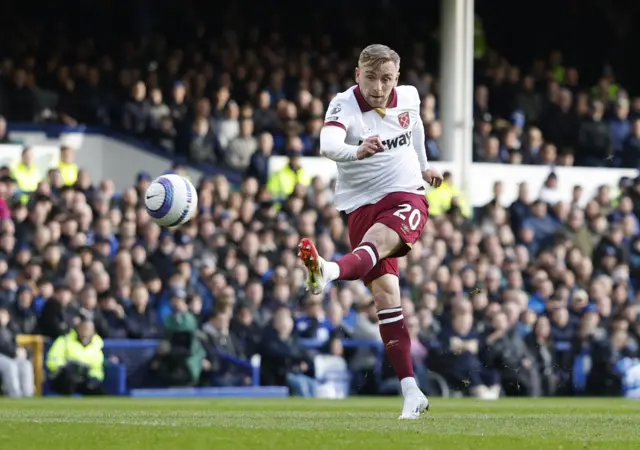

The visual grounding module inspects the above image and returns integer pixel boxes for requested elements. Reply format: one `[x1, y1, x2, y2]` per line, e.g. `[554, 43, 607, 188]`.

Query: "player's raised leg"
[370, 273, 428, 419]
[298, 222, 387, 295]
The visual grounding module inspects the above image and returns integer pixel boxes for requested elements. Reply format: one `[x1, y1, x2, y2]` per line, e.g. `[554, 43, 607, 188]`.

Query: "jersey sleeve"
[406, 86, 422, 114]
[406, 86, 430, 172]
[324, 97, 354, 132]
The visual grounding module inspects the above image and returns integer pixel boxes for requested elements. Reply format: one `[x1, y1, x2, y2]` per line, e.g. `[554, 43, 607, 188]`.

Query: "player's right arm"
[321, 98, 382, 161]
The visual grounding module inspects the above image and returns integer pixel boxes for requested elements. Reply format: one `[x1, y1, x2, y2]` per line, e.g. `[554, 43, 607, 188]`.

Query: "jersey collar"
[354, 85, 398, 112]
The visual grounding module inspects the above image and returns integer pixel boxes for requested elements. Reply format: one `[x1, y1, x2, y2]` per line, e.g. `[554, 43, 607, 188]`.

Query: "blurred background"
[0, 0, 639, 400]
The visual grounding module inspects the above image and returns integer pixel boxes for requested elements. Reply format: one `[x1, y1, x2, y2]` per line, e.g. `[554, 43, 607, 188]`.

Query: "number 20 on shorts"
[393, 204, 421, 230]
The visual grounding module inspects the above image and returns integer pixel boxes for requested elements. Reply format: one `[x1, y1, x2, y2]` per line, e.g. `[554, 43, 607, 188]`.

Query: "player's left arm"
[411, 88, 443, 188]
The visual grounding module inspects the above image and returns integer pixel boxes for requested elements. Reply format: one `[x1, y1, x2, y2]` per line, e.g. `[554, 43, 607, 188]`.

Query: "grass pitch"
[0, 397, 638, 449]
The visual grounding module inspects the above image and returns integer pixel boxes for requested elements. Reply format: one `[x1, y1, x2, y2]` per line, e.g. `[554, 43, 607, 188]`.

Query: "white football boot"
[399, 393, 429, 419]
[399, 378, 429, 420]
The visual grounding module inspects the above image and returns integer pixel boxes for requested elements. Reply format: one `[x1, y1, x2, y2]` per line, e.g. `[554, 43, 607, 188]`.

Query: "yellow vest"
[12, 162, 40, 193]
[553, 66, 566, 84]
[46, 330, 105, 381]
[267, 165, 311, 200]
[591, 83, 621, 102]
[58, 161, 79, 186]
[426, 182, 472, 218]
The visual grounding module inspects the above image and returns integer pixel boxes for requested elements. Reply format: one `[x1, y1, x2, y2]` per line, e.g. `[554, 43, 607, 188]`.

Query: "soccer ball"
[144, 174, 198, 228]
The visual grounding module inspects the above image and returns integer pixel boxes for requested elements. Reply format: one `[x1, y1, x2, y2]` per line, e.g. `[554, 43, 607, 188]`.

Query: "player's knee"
[373, 290, 396, 310]
[369, 275, 401, 310]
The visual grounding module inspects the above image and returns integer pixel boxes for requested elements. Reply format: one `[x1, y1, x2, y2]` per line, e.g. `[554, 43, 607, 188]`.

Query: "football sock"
[332, 242, 379, 281]
[378, 307, 415, 382]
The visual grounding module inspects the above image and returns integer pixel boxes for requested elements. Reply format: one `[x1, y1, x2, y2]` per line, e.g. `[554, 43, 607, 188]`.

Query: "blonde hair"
[358, 44, 400, 70]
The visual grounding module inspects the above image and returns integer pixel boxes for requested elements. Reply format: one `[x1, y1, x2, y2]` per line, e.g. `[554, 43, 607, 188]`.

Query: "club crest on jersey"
[398, 112, 410, 129]
[330, 104, 342, 115]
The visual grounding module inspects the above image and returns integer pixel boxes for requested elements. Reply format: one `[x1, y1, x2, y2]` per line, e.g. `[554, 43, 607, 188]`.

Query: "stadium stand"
[0, 0, 639, 400]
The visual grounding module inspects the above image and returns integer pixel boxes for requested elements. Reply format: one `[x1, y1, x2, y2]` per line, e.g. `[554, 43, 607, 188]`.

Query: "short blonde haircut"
[358, 44, 400, 70]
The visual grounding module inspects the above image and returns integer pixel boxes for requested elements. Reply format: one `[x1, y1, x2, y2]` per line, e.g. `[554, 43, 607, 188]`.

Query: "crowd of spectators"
[3, 3, 639, 172]
[472, 57, 640, 168]
[1, 141, 639, 398]
[0, 2, 639, 399]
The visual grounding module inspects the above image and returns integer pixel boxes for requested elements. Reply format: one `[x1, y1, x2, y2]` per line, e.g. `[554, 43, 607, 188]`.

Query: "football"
[144, 174, 198, 227]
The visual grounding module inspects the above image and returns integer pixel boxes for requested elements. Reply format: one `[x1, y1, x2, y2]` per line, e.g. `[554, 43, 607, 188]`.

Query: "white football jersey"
[323, 85, 425, 213]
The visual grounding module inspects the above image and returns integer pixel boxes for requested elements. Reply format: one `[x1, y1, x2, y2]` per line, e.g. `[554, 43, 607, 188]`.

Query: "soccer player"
[298, 44, 443, 419]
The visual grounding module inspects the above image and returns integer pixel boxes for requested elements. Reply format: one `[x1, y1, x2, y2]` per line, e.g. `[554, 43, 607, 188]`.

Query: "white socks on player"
[400, 377, 420, 396]
[324, 261, 340, 282]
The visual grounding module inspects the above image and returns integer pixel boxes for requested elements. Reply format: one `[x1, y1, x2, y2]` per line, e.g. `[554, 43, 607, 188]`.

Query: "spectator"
[441, 311, 500, 399]
[12, 147, 40, 196]
[516, 76, 543, 124]
[526, 316, 559, 396]
[427, 172, 472, 218]
[226, 118, 258, 171]
[610, 98, 631, 160]
[46, 318, 105, 396]
[216, 101, 241, 149]
[39, 283, 77, 340]
[10, 285, 38, 334]
[57, 146, 79, 187]
[260, 307, 316, 397]
[0, 116, 13, 144]
[295, 296, 332, 346]
[121, 81, 151, 137]
[246, 132, 274, 186]
[484, 310, 542, 397]
[0, 304, 34, 397]
[266, 151, 311, 202]
[124, 284, 160, 339]
[153, 116, 177, 154]
[201, 311, 250, 387]
[230, 302, 263, 356]
[622, 119, 640, 168]
[425, 121, 442, 160]
[253, 91, 280, 134]
[576, 100, 611, 166]
[148, 88, 170, 131]
[153, 289, 207, 387]
[5, 69, 36, 122]
[189, 117, 221, 164]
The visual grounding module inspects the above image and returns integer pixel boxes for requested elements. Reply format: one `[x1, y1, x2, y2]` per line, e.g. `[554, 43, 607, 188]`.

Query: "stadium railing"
[16, 334, 47, 396]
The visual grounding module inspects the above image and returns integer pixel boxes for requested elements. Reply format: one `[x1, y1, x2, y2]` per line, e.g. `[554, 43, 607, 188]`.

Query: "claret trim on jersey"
[353, 85, 398, 112]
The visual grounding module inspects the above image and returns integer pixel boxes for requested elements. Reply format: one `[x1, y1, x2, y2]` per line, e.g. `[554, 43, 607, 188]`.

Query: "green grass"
[0, 397, 638, 449]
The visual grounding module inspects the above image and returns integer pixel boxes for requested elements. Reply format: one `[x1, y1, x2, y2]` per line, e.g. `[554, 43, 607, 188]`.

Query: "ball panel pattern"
[148, 177, 174, 219]
[168, 176, 193, 227]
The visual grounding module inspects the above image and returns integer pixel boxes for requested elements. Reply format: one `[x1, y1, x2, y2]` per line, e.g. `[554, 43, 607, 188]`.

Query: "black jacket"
[259, 327, 313, 386]
[0, 324, 17, 358]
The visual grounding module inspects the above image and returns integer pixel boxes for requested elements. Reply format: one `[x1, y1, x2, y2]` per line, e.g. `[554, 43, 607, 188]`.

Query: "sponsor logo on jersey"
[330, 104, 342, 114]
[398, 112, 410, 129]
[326, 116, 339, 122]
[358, 131, 412, 150]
